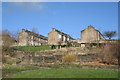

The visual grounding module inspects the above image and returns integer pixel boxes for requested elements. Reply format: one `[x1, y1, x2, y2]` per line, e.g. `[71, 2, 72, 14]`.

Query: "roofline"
[81, 26, 106, 40]
[23, 29, 48, 39]
[52, 28, 74, 39]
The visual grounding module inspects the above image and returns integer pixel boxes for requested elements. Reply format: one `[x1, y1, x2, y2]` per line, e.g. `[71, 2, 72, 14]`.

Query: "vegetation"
[2, 29, 18, 64]
[90, 43, 97, 47]
[2, 29, 14, 47]
[61, 54, 76, 64]
[31, 27, 39, 34]
[15, 45, 51, 52]
[103, 31, 116, 40]
[8, 68, 118, 78]
[3, 63, 39, 77]
[97, 42, 119, 65]
[3, 56, 19, 65]
[1, 29, 119, 78]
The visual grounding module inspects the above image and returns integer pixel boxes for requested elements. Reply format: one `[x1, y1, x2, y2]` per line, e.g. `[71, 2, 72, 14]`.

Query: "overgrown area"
[97, 42, 120, 65]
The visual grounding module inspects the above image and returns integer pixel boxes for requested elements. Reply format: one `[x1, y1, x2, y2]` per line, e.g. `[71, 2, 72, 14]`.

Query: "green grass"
[8, 68, 118, 78]
[15, 45, 51, 52]
[3, 64, 39, 75]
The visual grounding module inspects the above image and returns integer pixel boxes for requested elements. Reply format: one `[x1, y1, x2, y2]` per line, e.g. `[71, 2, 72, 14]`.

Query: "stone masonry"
[18, 29, 48, 46]
[48, 28, 74, 45]
[81, 25, 105, 43]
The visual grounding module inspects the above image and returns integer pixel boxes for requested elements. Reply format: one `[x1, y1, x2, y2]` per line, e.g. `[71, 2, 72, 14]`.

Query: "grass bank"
[8, 68, 118, 78]
[15, 45, 51, 52]
[3, 64, 39, 77]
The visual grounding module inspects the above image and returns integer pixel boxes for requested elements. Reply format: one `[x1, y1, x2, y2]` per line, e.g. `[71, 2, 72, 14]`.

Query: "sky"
[2, 2, 118, 39]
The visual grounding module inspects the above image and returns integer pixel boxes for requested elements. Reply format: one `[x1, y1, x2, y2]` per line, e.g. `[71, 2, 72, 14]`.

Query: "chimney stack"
[52, 28, 56, 32]
[88, 25, 94, 29]
[22, 29, 25, 32]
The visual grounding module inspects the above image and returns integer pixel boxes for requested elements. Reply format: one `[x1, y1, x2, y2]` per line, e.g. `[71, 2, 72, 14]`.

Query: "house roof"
[23, 29, 48, 40]
[81, 25, 94, 32]
[53, 28, 74, 39]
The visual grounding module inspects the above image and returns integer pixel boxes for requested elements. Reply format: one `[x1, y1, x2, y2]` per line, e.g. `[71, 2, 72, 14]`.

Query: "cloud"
[3, 2, 45, 14]
[13, 2, 43, 11]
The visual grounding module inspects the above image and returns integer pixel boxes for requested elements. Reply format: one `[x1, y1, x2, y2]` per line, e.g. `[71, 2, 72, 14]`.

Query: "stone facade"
[16, 26, 106, 46]
[81, 25, 105, 43]
[48, 28, 74, 45]
[18, 29, 48, 46]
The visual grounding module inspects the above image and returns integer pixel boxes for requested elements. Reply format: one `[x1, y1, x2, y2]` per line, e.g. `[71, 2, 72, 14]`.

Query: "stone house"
[48, 28, 74, 45]
[81, 25, 105, 43]
[18, 29, 48, 46]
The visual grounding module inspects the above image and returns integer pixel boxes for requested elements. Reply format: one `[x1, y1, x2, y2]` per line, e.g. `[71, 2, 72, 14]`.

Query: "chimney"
[52, 28, 56, 32]
[88, 25, 94, 29]
[22, 29, 25, 32]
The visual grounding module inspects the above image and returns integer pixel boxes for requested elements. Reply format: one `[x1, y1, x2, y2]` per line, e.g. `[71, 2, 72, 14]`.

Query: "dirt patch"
[82, 61, 106, 65]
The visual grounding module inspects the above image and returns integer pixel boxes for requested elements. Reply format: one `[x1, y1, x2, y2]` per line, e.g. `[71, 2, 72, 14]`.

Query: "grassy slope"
[9, 68, 118, 78]
[3, 64, 39, 75]
[15, 45, 51, 52]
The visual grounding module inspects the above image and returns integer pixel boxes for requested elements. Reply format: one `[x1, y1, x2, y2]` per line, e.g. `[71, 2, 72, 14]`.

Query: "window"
[58, 34, 61, 38]
[63, 36, 66, 41]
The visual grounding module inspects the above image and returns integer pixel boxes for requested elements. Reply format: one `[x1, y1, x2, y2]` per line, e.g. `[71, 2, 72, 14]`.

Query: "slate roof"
[53, 28, 74, 39]
[81, 25, 94, 32]
[24, 29, 48, 40]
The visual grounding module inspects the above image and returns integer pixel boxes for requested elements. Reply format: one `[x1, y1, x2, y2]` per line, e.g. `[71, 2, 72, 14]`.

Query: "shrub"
[2, 47, 16, 57]
[98, 42, 119, 65]
[3, 56, 18, 64]
[66, 42, 72, 47]
[61, 54, 77, 64]
[90, 43, 97, 47]
[51, 45, 56, 49]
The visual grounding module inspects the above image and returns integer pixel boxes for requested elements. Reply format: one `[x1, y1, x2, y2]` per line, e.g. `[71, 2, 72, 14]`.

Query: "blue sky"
[2, 2, 118, 39]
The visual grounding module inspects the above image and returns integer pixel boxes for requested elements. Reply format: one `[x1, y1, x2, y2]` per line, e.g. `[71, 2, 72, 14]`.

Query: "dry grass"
[61, 54, 77, 64]
[2, 56, 18, 65]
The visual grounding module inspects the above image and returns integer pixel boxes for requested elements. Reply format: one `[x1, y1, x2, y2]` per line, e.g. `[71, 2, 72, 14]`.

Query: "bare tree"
[1, 29, 15, 58]
[10, 30, 19, 38]
[2, 29, 13, 47]
[32, 27, 39, 34]
[103, 31, 116, 40]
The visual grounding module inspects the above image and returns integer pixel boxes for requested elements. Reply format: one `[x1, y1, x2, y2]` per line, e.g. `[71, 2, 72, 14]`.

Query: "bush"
[2, 56, 18, 64]
[61, 54, 77, 64]
[66, 42, 72, 47]
[51, 45, 56, 49]
[2, 47, 16, 57]
[90, 43, 97, 47]
[98, 42, 119, 65]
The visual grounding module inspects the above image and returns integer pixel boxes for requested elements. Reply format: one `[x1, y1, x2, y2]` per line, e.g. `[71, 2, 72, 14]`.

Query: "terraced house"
[48, 28, 74, 45]
[18, 29, 48, 46]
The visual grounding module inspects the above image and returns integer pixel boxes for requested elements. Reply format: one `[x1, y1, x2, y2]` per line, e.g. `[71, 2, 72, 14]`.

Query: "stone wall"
[81, 26, 105, 43]
[48, 30, 59, 45]
[18, 29, 28, 46]
[20, 47, 100, 64]
[18, 29, 47, 46]
[48, 28, 73, 45]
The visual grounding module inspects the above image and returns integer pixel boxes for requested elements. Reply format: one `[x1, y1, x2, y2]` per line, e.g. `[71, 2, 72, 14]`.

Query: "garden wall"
[20, 47, 99, 64]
